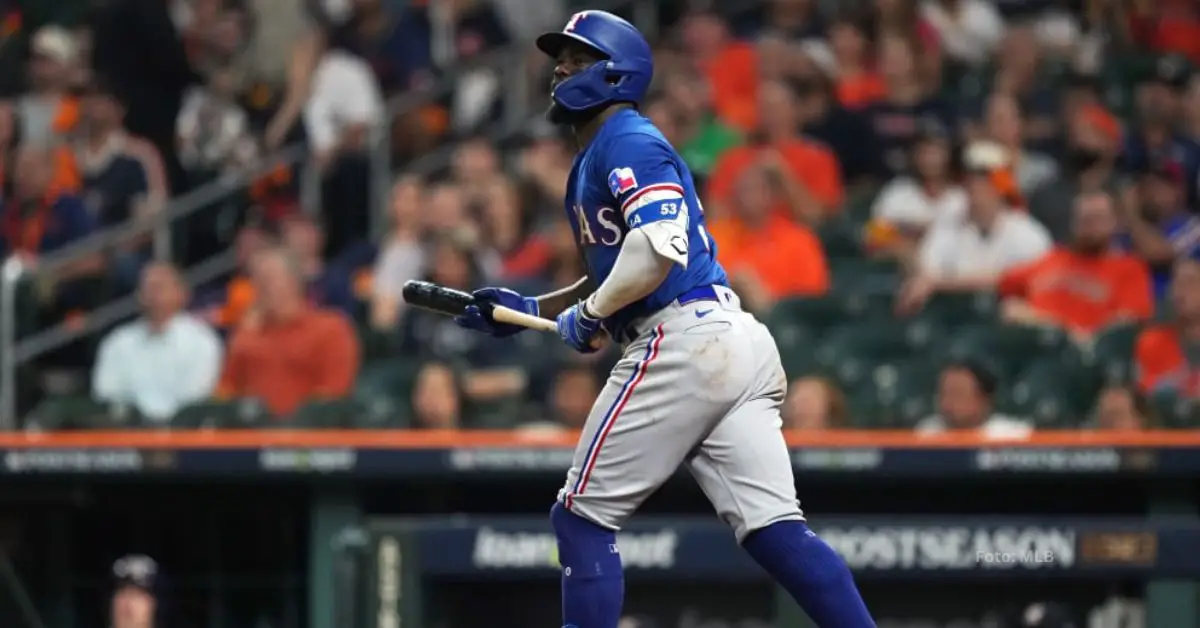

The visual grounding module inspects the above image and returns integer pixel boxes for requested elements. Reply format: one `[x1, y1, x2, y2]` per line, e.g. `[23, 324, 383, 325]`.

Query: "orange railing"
[0, 429, 1192, 449]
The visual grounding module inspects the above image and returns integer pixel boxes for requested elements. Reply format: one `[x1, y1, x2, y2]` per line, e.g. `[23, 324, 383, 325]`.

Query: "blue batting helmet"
[536, 10, 653, 112]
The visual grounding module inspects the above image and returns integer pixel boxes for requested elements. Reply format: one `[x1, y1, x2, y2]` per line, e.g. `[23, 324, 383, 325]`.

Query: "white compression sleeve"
[584, 228, 675, 318]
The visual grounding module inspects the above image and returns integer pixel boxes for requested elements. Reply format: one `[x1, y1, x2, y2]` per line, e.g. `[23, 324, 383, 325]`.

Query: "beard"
[546, 100, 611, 126]
[1071, 237, 1110, 256]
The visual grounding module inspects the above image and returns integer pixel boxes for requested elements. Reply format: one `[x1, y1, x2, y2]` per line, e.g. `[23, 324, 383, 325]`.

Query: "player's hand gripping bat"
[401, 280, 558, 333]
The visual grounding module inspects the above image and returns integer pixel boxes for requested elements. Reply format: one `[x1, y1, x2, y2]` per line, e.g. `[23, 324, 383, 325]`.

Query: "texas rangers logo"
[608, 167, 638, 196]
[564, 11, 589, 33]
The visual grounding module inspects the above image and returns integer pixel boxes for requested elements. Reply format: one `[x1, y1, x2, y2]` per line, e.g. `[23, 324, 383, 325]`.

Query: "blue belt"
[619, 285, 722, 342]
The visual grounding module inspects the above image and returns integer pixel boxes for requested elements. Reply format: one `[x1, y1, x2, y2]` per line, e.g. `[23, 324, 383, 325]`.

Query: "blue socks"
[742, 520, 876, 627]
[551, 503, 624, 628]
[550, 505, 873, 628]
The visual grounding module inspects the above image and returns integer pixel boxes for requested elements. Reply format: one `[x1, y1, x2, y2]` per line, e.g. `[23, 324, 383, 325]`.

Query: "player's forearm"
[585, 229, 673, 318]
[536, 277, 592, 318]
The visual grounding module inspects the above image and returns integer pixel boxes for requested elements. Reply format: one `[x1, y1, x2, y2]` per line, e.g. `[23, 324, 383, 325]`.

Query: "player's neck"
[571, 104, 632, 150]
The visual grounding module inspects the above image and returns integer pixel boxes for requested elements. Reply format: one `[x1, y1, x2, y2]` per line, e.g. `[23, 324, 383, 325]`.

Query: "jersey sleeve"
[601, 133, 688, 229]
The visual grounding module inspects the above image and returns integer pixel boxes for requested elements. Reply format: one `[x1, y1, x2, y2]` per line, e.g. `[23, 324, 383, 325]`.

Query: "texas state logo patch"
[607, 167, 638, 196]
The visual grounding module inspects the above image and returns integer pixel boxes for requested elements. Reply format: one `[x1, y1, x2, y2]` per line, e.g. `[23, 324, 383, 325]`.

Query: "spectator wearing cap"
[733, 0, 826, 40]
[17, 25, 82, 148]
[705, 163, 830, 313]
[915, 359, 1032, 438]
[998, 190, 1153, 344]
[707, 78, 844, 223]
[868, 118, 967, 253]
[981, 92, 1059, 195]
[1134, 256, 1200, 399]
[216, 246, 360, 417]
[1028, 103, 1123, 242]
[861, 33, 956, 179]
[897, 141, 1051, 313]
[111, 553, 160, 628]
[1115, 160, 1200, 298]
[92, 262, 222, 423]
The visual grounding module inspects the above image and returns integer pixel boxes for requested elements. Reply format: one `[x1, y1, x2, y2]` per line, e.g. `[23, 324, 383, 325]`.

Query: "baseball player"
[456, 11, 875, 628]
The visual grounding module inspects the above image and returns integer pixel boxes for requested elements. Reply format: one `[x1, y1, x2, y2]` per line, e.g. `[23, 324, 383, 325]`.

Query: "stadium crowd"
[5, 0, 1200, 438]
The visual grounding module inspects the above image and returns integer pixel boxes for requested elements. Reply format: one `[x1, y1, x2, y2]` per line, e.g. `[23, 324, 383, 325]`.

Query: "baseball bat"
[401, 280, 558, 333]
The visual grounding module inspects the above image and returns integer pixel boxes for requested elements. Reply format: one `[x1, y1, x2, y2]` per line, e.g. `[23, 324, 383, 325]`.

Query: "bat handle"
[491, 305, 559, 333]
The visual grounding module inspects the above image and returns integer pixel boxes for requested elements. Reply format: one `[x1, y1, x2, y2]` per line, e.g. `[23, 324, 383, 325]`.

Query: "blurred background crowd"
[2, 0, 1200, 438]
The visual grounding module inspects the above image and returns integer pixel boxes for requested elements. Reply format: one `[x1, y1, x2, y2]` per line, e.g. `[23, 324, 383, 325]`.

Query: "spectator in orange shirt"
[998, 191, 1154, 343]
[707, 78, 844, 223]
[829, 16, 886, 109]
[1134, 256, 1200, 399]
[216, 247, 360, 417]
[706, 164, 830, 313]
[680, 9, 758, 133]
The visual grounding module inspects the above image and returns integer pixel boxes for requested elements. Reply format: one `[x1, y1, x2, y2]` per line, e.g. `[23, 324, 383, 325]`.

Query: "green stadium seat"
[816, 218, 864, 258]
[843, 187, 879, 226]
[938, 323, 1070, 380]
[814, 320, 927, 371]
[172, 399, 269, 429]
[1088, 323, 1141, 385]
[917, 292, 999, 329]
[356, 324, 399, 364]
[354, 358, 422, 426]
[857, 359, 938, 428]
[830, 258, 903, 296]
[773, 323, 820, 380]
[465, 396, 524, 429]
[24, 396, 142, 431]
[998, 360, 1077, 428]
[1149, 388, 1200, 429]
[290, 398, 364, 428]
[765, 295, 847, 333]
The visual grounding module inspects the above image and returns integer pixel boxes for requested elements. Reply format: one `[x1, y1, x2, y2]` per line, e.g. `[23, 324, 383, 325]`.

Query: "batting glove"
[455, 287, 539, 337]
[556, 300, 603, 353]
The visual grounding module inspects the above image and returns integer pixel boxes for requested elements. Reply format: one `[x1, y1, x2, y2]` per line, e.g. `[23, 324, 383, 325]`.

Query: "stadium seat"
[1087, 323, 1141, 385]
[354, 358, 422, 426]
[765, 295, 847, 333]
[172, 399, 269, 429]
[916, 292, 999, 329]
[938, 323, 1070, 380]
[815, 218, 864, 258]
[814, 320, 927, 372]
[772, 322, 819, 379]
[843, 187, 879, 226]
[24, 396, 142, 431]
[1149, 388, 1200, 429]
[290, 398, 364, 429]
[857, 359, 938, 428]
[830, 258, 903, 296]
[998, 360, 1077, 428]
[465, 396, 524, 429]
[356, 324, 399, 364]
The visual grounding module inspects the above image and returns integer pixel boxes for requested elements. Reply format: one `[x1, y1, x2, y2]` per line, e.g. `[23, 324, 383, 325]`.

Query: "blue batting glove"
[556, 301, 603, 353]
[455, 287, 540, 337]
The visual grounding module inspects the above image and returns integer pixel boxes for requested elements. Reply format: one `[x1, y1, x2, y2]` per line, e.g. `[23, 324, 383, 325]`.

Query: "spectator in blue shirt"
[1117, 160, 1200, 298]
[278, 213, 358, 319]
[1121, 55, 1200, 208]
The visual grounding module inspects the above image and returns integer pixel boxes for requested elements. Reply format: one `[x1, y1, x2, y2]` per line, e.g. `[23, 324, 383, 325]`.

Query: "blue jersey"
[564, 109, 728, 338]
